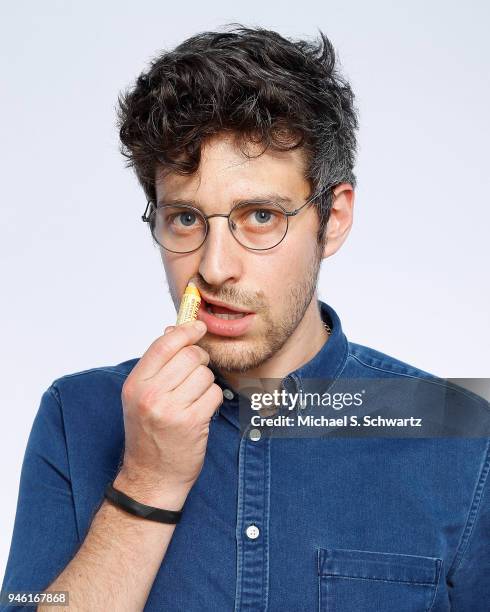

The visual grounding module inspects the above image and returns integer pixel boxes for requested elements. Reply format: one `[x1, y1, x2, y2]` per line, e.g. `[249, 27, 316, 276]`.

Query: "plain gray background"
[1, 0, 489, 575]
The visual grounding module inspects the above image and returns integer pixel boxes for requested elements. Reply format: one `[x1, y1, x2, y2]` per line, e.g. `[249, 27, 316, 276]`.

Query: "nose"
[198, 216, 243, 286]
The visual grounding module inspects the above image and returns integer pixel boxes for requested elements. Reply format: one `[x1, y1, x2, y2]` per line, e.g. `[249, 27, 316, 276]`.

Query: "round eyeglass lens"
[151, 205, 207, 252]
[229, 202, 288, 249]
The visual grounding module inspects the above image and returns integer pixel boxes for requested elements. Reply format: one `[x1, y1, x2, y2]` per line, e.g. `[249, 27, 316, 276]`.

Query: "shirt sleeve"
[1, 386, 80, 610]
[447, 440, 490, 610]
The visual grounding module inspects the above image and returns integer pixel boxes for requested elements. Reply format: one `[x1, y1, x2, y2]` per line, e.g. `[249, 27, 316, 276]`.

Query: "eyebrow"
[156, 193, 293, 210]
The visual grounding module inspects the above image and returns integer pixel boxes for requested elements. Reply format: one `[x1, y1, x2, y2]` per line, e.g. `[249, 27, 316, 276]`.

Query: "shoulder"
[49, 357, 139, 404]
[51, 357, 139, 388]
[342, 341, 490, 473]
[43, 357, 140, 449]
[346, 341, 436, 379]
[345, 341, 488, 409]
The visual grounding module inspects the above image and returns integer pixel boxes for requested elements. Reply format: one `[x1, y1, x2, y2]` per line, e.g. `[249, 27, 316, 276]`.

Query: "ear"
[321, 183, 355, 259]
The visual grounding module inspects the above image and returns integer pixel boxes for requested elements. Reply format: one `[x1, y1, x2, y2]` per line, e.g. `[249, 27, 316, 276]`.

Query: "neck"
[218, 295, 329, 393]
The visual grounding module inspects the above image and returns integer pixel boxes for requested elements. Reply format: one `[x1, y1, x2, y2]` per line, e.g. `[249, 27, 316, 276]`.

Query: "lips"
[197, 295, 256, 337]
[201, 295, 250, 314]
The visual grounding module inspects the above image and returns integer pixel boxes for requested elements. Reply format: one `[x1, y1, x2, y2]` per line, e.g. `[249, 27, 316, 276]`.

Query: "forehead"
[155, 133, 309, 204]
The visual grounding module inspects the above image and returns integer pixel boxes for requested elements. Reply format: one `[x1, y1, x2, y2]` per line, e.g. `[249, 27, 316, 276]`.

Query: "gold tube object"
[176, 282, 201, 325]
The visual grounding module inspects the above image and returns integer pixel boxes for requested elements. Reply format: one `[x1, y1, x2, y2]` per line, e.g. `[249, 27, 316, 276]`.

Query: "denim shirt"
[2, 300, 489, 611]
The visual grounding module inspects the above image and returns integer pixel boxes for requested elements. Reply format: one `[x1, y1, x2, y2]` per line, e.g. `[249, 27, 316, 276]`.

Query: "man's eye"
[167, 212, 197, 227]
[178, 212, 197, 226]
[252, 209, 273, 224]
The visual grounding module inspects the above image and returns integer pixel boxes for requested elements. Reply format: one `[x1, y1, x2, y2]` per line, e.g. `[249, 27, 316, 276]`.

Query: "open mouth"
[204, 303, 249, 320]
[197, 296, 256, 337]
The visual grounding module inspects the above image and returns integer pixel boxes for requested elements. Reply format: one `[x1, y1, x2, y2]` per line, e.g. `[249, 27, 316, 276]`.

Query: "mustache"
[194, 279, 266, 312]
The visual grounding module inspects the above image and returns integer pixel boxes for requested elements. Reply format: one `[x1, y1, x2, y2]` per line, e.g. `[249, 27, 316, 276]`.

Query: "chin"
[200, 337, 274, 373]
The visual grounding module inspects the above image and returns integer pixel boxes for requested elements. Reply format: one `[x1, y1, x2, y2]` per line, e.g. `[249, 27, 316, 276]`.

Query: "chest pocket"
[317, 548, 442, 612]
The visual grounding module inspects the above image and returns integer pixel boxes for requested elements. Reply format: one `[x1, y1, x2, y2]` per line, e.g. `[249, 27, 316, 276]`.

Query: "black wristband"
[104, 483, 183, 524]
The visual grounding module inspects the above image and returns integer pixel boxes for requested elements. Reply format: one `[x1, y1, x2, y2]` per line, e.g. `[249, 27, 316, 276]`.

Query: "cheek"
[161, 254, 197, 297]
[249, 246, 309, 297]
[162, 250, 196, 273]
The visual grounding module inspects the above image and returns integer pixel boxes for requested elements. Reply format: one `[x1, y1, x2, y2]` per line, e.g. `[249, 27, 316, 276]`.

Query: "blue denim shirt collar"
[292, 299, 348, 384]
[210, 299, 348, 427]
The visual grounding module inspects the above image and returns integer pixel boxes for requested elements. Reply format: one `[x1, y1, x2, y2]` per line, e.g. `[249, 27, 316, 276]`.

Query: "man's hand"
[114, 320, 223, 505]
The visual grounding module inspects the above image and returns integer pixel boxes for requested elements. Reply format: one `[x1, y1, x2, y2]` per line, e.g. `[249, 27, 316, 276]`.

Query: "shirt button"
[245, 524, 260, 539]
[249, 428, 261, 441]
[223, 389, 234, 400]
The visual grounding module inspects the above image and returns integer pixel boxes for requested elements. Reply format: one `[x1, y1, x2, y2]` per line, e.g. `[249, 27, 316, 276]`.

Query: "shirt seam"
[446, 437, 490, 580]
[262, 436, 271, 612]
[234, 431, 247, 611]
[53, 367, 131, 383]
[47, 384, 82, 543]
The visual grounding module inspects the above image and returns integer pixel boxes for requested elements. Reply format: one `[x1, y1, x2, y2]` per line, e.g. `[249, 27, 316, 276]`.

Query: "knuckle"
[196, 364, 215, 385]
[210, 383, 224, 404]
[181, 345, 202, 366]
[152, 338, 173, 361]
[121, 380, 134, 402]
[138, 387, 161, 414]
[198, 347, 210, 364]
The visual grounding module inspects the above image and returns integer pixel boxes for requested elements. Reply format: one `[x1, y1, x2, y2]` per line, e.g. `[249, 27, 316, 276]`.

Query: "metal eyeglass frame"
[141, 186, 331, 254]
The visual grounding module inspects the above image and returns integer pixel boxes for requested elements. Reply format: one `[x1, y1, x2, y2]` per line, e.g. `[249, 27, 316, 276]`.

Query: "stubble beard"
[199, 250, 323, 374]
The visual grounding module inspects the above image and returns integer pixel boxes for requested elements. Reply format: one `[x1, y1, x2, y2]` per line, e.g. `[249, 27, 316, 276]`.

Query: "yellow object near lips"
[176, 282, 201, 325]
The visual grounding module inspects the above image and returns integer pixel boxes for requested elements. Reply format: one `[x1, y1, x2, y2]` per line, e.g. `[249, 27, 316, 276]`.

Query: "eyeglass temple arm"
[142, 200, 154, 222]
[285, 187, 331, 217]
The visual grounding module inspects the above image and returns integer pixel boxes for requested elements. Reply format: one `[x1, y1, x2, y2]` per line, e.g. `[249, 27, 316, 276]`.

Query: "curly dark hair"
[117, 24, 359, 243]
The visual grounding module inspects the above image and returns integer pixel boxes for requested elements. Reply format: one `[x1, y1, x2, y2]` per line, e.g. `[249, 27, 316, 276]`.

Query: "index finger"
[129, 320, 207, 381]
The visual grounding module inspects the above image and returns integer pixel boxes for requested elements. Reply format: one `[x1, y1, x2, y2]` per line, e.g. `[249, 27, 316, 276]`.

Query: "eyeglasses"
[141, 188, 330, 253]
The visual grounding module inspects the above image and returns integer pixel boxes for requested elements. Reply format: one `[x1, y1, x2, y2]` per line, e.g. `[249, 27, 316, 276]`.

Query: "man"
[2, 25, 489, 611]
